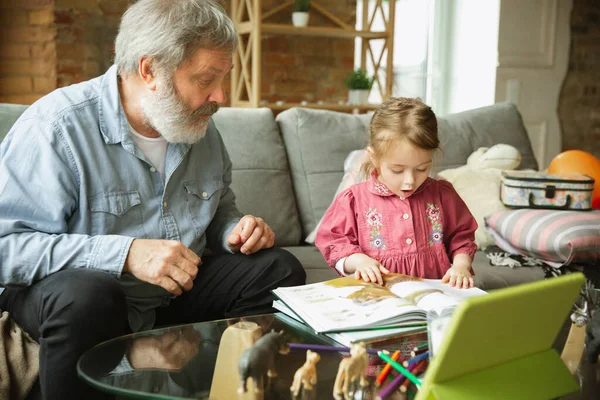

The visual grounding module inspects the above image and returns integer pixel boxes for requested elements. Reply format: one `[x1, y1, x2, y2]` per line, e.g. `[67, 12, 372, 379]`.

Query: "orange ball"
[548, 150, 600, 209]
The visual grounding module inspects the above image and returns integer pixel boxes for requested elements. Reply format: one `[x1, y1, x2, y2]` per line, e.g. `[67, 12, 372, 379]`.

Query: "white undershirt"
[129, 127, 168, 180]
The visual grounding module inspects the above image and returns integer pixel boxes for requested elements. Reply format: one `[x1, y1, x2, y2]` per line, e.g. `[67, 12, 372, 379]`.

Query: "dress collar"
[367, 172, 394, 197]
[366, 171, 433, 198]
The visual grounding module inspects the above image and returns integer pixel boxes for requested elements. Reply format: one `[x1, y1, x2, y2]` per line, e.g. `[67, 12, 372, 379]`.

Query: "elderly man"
[0, 0, 305, 398]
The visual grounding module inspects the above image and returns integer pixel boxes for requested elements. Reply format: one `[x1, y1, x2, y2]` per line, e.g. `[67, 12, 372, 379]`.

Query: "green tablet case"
[416, 273, 584, 400]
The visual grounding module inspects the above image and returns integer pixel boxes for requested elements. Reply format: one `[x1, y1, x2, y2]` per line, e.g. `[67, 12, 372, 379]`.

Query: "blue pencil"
[288, 342, 380, 355]
[402, 350, 429, 367]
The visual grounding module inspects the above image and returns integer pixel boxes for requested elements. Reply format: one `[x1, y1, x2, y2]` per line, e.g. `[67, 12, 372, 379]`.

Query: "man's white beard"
[139, 76, 219, 144]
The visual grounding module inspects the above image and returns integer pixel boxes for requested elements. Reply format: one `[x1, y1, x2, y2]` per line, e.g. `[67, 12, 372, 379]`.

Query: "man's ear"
[139, 56, 157, 90]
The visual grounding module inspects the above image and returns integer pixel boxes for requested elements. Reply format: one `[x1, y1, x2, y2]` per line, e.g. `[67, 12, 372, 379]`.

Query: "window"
[356, 0, 500, 116]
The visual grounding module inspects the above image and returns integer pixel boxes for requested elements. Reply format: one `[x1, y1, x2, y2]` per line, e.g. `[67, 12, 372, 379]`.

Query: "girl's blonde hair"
[361, 97, 440, 178]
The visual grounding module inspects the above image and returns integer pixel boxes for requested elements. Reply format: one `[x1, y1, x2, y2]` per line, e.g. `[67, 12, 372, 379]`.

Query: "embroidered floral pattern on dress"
[365, 208, 386, 250]
[373, 180, 391, 195]
[426, 203, 443, 246]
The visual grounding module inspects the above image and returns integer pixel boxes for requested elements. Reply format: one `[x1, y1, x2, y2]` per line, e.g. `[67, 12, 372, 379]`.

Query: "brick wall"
[558, 0, 600, 159]
[1, 0, 356, 106]
[0, 0, 57, 104]
[55, 0, 130, 88]
[256, 0, 356, 104]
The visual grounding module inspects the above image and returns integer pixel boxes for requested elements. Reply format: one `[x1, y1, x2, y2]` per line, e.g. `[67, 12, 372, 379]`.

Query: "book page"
[384, 274, 487, 314]
[272, 276, 425, 333]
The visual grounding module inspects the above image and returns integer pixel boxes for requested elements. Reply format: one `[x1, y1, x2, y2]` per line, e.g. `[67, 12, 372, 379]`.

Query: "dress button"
[163, 201, 168, 208]
[150, 167, 156, 172]
[403, 213, 409, 220]
[202, 191, 208, 198]
[406, 238, 413, 245]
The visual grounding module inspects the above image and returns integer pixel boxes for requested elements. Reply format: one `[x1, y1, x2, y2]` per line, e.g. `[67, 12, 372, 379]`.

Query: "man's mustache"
[193, 102, 220, 116]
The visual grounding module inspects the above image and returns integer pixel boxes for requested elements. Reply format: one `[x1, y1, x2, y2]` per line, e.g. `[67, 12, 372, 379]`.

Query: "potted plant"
[292, 0, 310, 27]
[344, 68, 374, 105]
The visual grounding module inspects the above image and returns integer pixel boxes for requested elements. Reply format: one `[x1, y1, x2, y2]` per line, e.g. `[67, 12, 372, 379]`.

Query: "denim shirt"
[0, 65, 243, 331]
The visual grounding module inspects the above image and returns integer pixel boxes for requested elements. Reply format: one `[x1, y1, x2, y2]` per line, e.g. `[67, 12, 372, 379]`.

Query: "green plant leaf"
[295, 0, 310, 12]
[344, 68, 374, 90]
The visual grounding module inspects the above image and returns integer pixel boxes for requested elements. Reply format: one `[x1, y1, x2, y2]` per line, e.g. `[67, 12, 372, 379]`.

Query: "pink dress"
[315, 175, 478, 279]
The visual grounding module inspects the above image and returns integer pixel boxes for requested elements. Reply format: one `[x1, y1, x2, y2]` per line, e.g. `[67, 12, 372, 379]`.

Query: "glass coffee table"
[77, 313, 411, 399]
[78, 312, 599, 400]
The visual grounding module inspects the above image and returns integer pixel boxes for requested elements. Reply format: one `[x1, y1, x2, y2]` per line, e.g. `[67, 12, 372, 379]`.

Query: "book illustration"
[402, 289, 444, 304]
[382, 274, 422, 286]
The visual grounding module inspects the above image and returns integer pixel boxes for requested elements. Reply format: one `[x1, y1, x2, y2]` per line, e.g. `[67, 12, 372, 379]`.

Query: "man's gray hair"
[115, 0, 238, 76]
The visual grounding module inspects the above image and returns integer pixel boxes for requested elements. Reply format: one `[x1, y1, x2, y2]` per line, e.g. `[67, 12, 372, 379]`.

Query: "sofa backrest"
[0, 103, 28, 143]
[0, 101, 538, 247]
[212, 108, 302, 246]
[276, 102, 539, 238]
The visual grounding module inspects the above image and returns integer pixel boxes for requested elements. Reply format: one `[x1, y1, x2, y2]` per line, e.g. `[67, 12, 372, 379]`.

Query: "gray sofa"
[0, 101, 546, 290]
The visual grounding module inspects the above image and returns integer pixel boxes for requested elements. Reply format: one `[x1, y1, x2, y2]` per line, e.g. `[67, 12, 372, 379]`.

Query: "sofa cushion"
[277, 102, 538, 238]
[212, 107, 302, 246]
[281, 246, 339, 284]
[277, 108, 370, 238]
[484, 209, 600, 266]
[436, 102, 538, 173]
[0, 103, 28, 143]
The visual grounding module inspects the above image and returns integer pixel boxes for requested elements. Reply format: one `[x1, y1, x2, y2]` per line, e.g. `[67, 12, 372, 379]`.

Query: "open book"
[272, 274, 486, 334]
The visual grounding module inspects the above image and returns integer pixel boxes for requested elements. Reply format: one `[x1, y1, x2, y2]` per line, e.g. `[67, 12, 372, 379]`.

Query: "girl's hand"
[442, 265, 474, 289]
[345, 253, 389, 285]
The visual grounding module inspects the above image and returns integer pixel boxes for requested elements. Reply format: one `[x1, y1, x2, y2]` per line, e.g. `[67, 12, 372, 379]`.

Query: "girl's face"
[370, 137, 434, 198]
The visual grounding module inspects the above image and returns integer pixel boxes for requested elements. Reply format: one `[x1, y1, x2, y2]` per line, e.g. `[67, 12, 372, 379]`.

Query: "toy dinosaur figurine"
[290, 349, 321, 396]
[237, 330, 290, 393]
[333, 342, 369, 400]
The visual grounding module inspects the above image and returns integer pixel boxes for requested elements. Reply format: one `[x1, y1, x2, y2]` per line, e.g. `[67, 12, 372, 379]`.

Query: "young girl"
[315, 97, 477, 289]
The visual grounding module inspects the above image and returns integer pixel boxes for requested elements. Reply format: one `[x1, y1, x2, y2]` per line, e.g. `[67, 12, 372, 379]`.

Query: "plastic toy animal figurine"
[290, 349, 321, 396]
[333, 342, 369, 400]
[237, 330, 290, 393]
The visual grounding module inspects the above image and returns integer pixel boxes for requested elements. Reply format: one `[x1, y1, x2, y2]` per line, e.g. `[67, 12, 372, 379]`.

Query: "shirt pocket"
[88, 190, 146, 238]
[183, 180, 224, 236]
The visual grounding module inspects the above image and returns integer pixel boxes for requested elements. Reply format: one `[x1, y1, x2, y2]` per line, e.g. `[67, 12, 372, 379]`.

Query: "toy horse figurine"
[333, 342, 369, 400]
[290, 350, 321, 396]
[237, 330, 290, 393]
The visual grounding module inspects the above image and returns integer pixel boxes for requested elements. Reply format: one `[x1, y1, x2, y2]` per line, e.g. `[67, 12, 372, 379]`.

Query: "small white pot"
[348, 89, 369, 105]
[292, 12, 309, 27]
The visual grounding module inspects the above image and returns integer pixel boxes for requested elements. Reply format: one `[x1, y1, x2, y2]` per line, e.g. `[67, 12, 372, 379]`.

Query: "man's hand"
[123, 239, 200, 296]
[345, 253, 389, 285]
[226, 215, 275, 254]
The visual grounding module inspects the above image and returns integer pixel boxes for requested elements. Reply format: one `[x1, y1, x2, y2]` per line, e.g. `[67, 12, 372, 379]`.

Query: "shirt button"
[403, 213, 409, 220]
[406, 238, 413, 245]
[163, 201, 168, 208]
[202, 191, 208, 198]
[150, 167, 156, 172]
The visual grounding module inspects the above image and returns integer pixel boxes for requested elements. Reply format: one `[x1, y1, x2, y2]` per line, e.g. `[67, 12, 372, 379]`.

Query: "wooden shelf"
[230, 0, 396, 111]
[237, 22, 388, 39]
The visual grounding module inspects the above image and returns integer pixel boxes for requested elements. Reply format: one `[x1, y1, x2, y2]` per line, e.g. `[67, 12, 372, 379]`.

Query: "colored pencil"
[403, 351, 429, 367]
[375, 358, 419, 400]
[400, 359, 428, 393]
[375, 350, 401, 387]
[413, 342, 428, 351]
[288, 342, 379, 355]
[377, 351, 422, 387]
[410, 347, 427, 358]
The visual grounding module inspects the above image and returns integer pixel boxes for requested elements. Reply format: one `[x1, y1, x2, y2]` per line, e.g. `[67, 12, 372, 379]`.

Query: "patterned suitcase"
[500, 171, 594, 210]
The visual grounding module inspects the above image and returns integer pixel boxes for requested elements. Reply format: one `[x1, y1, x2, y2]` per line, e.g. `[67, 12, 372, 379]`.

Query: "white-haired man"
[0, 1, 305, 398]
